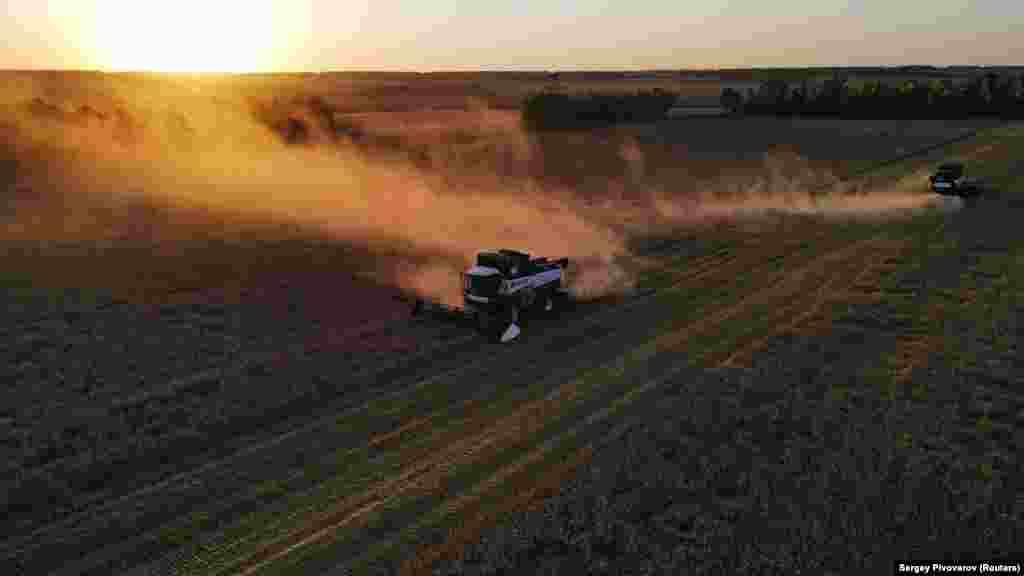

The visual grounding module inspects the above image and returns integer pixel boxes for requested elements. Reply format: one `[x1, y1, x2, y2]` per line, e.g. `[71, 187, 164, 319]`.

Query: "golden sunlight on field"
[87, 0, 306, 72]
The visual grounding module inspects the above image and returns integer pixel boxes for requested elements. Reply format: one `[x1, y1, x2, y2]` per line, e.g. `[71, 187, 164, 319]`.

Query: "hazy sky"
[2, 1, 1021, 72]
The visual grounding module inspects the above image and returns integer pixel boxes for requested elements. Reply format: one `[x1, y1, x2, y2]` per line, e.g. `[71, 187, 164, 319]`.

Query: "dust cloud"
[0, 74, 629, 307]
[650, 185, 958, 225]
[641, 145, 959, 225]
[1, 73, 959, 308]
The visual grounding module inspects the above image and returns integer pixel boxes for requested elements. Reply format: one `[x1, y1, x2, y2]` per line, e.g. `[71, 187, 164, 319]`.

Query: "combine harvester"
[412, 249, 571, 342]
[929, 162, 983, 198]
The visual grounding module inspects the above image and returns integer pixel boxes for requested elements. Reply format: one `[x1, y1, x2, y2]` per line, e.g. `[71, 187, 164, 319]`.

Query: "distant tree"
[961, 77, 989, 116]
[776, 83, 793, 114]
[979, 75, 994, 107]
[521, 90, 677, 131]
[839, 80, 853, 110]
[790, 86, 806, 115]
[751, 80, 788, 114]
[931, 86, 948, 118]
[720, 87, 744, 114]
[1012, 75, 1024, 118]
[988, 75, 1015, 117]
[871, 82, 898, 119]
[910, 81, 933, 116]
[816, 77, 844, 115]
[847, 81, 873, 118]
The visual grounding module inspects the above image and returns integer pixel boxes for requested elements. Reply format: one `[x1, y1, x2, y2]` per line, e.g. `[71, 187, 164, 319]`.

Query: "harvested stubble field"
[0, 71, 1020, 575]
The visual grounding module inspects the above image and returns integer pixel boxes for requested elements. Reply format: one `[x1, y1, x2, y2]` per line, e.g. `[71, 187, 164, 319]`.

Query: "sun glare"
[89, 0, 300, 73]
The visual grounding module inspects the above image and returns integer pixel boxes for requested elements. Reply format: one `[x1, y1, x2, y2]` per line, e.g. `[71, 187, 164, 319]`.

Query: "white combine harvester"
[412, 249, 571, 342]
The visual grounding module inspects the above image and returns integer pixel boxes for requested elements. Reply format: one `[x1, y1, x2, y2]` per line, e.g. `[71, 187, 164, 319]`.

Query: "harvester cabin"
[476, 250, 537, 277]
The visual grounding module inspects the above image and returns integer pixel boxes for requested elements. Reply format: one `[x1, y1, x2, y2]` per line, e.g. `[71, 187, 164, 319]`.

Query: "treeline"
[724, 74, 1024, 119]
[521, 90, 678, 131]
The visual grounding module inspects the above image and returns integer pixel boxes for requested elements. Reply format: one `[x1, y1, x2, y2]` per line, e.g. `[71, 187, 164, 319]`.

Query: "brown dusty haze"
[0, 72, 956, 308]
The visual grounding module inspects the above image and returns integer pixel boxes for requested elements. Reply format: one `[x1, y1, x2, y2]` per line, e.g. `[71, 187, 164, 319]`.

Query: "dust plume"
[2, 73, 964, 310]
[620, 143, 961, 231]
[0, 73, 630, 307]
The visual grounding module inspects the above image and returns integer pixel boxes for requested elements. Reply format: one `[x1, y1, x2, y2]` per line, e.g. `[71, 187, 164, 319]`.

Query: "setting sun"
[89, 0, 301, 73]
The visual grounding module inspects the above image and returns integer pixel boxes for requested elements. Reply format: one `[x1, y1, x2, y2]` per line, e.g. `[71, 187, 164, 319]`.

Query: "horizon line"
[2, 64, 1022, 76]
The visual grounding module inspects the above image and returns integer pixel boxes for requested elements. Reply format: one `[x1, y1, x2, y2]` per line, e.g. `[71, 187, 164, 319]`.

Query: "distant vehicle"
[413, 249, 571, 343]
[929, 162, 981, 197]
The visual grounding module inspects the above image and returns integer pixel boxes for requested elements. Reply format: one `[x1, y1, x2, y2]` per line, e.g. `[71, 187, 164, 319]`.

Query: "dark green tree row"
[723, 74, 1024, 119]
[521, 90, 678, 131]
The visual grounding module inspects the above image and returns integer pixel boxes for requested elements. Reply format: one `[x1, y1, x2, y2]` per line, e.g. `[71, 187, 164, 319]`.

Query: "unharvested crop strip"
[647, 233, 891, 360]
[639, 218, 836, 290]
[714, 237, 907, 367]
[889, 255, 1015, 385]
